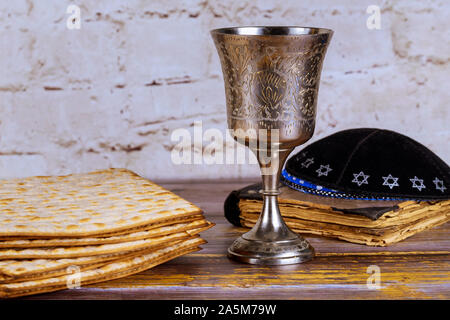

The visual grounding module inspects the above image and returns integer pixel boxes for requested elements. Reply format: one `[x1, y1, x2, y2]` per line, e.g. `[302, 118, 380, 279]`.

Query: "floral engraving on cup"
[252, 70, 287, 119]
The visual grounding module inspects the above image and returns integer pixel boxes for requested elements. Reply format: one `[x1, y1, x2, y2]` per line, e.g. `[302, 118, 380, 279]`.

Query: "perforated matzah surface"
[0, 168, 201, 237]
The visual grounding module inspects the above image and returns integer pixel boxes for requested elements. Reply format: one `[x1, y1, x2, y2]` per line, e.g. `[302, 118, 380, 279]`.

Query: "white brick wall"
[0, 0, 448, 180]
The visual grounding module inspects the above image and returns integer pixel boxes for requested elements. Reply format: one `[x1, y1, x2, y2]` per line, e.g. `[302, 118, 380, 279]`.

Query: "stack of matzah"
[0, 169, 213, 298]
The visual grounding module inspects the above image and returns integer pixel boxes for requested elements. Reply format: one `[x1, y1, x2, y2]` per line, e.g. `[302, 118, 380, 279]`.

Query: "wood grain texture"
[23, 182, 450, 300]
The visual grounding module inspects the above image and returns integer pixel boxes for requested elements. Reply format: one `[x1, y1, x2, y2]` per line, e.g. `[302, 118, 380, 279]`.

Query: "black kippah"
[282, 128, 450, 201]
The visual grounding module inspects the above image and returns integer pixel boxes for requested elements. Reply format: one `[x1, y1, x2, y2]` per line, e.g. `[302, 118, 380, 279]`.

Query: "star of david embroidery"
[433, 177, 446, 193]
[352, 171, 370, 186]
[316, 164, 332, 177]
[301, 157, 314, 168]
[409, 176, 426, 191]
[382, 174, 399, 189]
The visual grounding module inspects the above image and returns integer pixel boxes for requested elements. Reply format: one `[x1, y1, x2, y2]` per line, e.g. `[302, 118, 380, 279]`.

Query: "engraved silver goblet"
[211, 26, 333, 265]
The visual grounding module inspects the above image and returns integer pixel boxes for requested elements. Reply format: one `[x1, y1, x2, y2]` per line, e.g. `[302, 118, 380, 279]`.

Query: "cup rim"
[210, 26, 333, 37]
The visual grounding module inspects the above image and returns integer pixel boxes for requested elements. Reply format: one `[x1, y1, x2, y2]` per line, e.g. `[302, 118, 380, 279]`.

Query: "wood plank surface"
[25, 182, 450, 300]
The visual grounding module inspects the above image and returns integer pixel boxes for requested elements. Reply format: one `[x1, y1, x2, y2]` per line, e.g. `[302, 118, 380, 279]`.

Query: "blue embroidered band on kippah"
[281, 169, 409, 201]
[281, 169, 337, 193]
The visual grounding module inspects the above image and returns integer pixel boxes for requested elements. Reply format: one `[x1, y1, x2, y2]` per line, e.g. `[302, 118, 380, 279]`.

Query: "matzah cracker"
[0, 168, 202, 237]
[185, 221, 215, 236]
[0, 237, 205, 298]
[1, 261, 110, 284]
[0, 219, 209, 248]
[0, 239, 186, 284]
[0, 214, 204, 240]
[85, 214, 204, 238]
[0, 241, 181, 281]
[0, 230, 196, 260]
[0, 222, 213, 280]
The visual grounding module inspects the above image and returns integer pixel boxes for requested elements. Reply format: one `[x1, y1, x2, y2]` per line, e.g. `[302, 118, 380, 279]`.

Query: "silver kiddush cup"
[211, 26, 333, 265]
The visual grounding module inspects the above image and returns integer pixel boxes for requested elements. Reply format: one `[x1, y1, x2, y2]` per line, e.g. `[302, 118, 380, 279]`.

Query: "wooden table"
[28, 182, 450, 300]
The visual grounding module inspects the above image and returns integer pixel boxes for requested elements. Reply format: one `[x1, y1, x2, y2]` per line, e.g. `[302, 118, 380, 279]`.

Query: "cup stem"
[243, 147, 298, 242]
[226, 146, 315, 265]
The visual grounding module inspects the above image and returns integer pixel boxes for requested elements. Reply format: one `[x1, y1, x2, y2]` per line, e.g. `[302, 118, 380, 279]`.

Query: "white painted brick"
[0, 0, 448, 180]
[0, 155, 47, 179]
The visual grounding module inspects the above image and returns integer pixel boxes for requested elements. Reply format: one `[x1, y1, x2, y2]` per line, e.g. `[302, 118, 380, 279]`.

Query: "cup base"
[227, 236, 315, 265]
